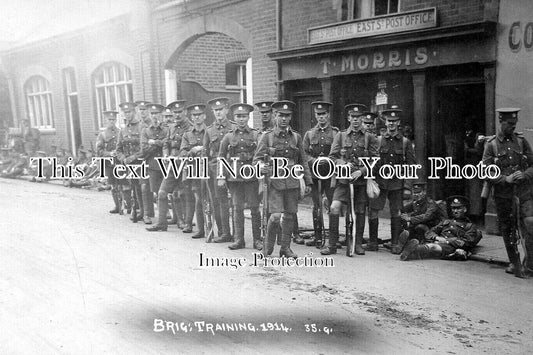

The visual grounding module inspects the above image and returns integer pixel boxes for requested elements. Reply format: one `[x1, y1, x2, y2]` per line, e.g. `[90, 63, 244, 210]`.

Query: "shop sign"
[308, 8, 436, 45]
[319, 47, 430, 76]
[508, 21, 533, 52]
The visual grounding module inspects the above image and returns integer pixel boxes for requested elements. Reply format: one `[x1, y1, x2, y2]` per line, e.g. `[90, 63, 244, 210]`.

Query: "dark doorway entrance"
[294, 92, 322, 134]
[432, 82, 485, 217]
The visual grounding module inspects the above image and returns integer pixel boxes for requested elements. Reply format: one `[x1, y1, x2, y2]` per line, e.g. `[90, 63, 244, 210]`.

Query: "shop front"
[270, 15, 497, 219]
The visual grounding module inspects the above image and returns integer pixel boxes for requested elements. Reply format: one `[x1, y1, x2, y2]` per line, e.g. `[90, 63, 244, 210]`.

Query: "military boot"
[354, 213, 366, 255]
[154, 191, 169, 228]
[397, 229, 411, 253]
[305, 209, 322, 247]
[228, 208, 245, 250]
[502, 233, 525, 276]
[365, 218, 379, 251]
[109, 189, 120, 214]
[122, 188, 132, 214]
[280, 214, 297, 258]
[390, 217, 403, 254]
[191, 201, 205, 239]
[400, 239, 442, 261]
[251, 209, 263, 251]
[292, 215, 305, 244]
[321, 214, 339, 255]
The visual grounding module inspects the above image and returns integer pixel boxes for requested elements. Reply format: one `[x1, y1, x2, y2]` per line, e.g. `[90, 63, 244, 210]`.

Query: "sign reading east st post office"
[308, 8, 437, 45]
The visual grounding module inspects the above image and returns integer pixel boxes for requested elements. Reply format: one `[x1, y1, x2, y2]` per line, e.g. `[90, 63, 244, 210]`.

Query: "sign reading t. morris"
[308, 8, 437, 45]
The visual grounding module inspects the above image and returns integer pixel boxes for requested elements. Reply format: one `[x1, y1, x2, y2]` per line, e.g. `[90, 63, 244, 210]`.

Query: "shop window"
[24, 76, 54, 129]
[225, 61, 248, 103]
[93, 62, 133, 128]
[340, 0, 399, 20]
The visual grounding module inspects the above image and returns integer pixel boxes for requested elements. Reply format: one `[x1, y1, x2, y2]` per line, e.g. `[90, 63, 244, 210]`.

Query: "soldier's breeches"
[141, 180, 154, 217]
[268, 188, 299, 214]
[157, 190, 170, 226]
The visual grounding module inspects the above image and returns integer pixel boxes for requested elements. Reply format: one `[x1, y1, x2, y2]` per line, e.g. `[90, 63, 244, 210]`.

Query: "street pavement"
[1, 177, 532, 354]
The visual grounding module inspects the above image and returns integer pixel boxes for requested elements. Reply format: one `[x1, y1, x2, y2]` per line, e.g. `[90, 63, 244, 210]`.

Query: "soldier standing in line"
[116, 102, 144, 222]
[368, 108, 416, 254]
[302, 101, 339, 247]
[96, 110, 123, 214]
[146, 102, 189, 232]
[482, 108, 533, 277]
[321, 105, 378, 255]
[204, 97, 233, 242]
[141, 104, 168, 226]
[400, 196, 482, 261]
[168, 101, 193, 229]
[180, 104, 208, 238]
[255, 101, 275, 133]
[218, 103, 262, 250]
[254, 100, 312, 258]
[135, 101, 152, 128]
[255, 100, 282, 246]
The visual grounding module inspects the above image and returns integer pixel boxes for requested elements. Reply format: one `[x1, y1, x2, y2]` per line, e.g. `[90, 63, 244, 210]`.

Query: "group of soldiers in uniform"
[5, 97, 532, 277]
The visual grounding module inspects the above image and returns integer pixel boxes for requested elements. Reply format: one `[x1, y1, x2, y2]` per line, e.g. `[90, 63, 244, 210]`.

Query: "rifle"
[261, 154, 270, 242]
[201, 169, 215, 242]
[511, 186, 527, 278]
[228, 189, 234, 238]
[317, 179, 326, 249]
[346, 183, 357, 257]
[130, 180, 139, 223]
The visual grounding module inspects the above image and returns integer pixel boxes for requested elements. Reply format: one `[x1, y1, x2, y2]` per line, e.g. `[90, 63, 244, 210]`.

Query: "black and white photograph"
[1, 0, 532, 353]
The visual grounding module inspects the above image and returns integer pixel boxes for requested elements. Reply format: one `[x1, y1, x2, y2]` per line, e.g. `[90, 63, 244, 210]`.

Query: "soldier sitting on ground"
[398, 182, 443, 246]
[400, 195, 482, 261]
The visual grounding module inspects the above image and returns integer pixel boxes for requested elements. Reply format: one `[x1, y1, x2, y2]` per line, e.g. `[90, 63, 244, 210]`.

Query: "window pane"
[375, 0, 387, 16]
[108, 87, 116, 110]
[341, 0, 349, 21]
[69, 69, 77, 92]
[226, 64, 238, 86]
[124, 66, 131, 81]
[390, 0, 399, 13]
[127, 84, 133, 101]
[241, 65, 247, 86]
[118, 64, 125, 81]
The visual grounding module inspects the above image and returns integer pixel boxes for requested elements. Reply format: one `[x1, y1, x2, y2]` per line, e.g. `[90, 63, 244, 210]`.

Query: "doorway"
[432, 81, 485, 217]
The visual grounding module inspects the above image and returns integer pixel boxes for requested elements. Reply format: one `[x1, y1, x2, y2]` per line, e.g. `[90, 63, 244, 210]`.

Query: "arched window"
[24, 76, 54, 129]
[93, 62, 133, 128]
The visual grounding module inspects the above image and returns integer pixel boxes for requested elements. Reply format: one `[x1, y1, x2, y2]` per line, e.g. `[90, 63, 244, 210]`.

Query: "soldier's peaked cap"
[134, 100, 150, 109]
[162, 108, 174, 116]
[447, 195, 469, 208]
[411, 182, 427, 192]
[345, 103, 367, 116]
[167, 100, 187, 112]
[119, 102, 136, 111]
[272, 100, 296, 114]
[496, 108, 520, 121]
[208, 97, 230, 109]
[230, 103, 254, 115]
[381, 108, 402, 121]
[187, 104, 206, 114]
[361, 111, 378, 123]
[102, 110, 118, 117]
[312, 101, 332, 113]
[255, 101, 274, 112]
[149, 104, 165, 113]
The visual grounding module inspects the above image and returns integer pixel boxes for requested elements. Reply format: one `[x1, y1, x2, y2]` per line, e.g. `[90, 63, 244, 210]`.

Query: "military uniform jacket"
[141, 123, 168, 170]
[374, 132, 416, 191]
[482, 131, 533, 199]
[425, 217, 481, 251]
[253, 127, 312, 190]
[96, 126, 120, 157]
[218, 126, 259, 182]
[180, 125, 206, 180]
[23, 127, 40, 152]
[303, 123, 339, 179]
[116, 120, 143, 163]
[204, 118, 232, 172]
[329, 127, 378, 186]
[163, 120, 191, 157]
[402, 198, 440, 228]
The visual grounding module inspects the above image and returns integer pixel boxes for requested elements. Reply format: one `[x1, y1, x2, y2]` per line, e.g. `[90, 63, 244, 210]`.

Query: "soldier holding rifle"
[482, 108, 533, 278]
[218, 103, 262, 250]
